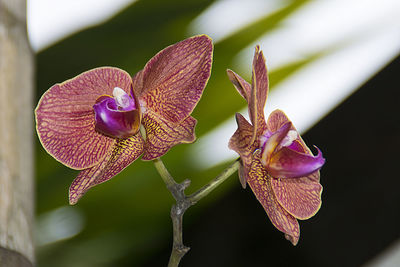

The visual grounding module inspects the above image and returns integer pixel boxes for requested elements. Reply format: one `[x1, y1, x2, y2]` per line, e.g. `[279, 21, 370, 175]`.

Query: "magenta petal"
[266, 109, 291, 133]
[93, 96, 140, 139]
[226, 69, 252, 102]
[248, 151, 300, 245]
[69, 133, 145, 204]
[135, 35, 213, 124]
[250, 45, 269, 135]
[141, 111, 197, 160]
[271, 172, 322, 220]
[35, 67, 133, 169]
[228, 113, 256, 188]
[268, 146, 325, 179]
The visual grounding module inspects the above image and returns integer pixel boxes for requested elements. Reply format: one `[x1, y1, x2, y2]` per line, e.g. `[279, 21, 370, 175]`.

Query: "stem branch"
[153, 158, 240, 267]
[188, 160, 240, 204]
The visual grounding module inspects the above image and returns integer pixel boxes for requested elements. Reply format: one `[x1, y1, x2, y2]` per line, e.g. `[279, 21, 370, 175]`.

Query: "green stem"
[152, 158, 241, 267]
[153, 158, 181, 200]
[187, 160, 240, 204]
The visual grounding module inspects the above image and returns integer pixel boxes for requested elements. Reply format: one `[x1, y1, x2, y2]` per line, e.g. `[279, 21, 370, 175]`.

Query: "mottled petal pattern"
[135, 35, 213, 123]
[226, 69, 252, 102]
[141, 110, 197, 160]
[228, 113, 255, 188]
[271, 172, 322, 220]
[250, 46, 268, 140]
[227, 46, 324, 245]
[248, 151, 300, 245]
[35, 36, 215, 205]
[35, 67, 133, 169]
[266, 109, 291, 133]
[69, 133, 145, 204]
[267, 109, 318, 155]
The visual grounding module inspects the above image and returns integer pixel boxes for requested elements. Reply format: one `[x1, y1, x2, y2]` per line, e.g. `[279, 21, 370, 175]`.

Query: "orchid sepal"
[69, 133, 145, 204]
[228, 113, 256, 188]
[226, 69, 252, 102]
[133, 34, 213, 124]
[141, 111, 197, 160]
[132, 35, 213, 160]
[248, 150, 300, 245]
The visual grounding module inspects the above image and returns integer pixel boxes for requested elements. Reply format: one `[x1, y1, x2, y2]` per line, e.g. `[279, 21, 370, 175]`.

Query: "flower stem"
[152, 158, 240, 267]
[153, 158, 182, 200]
[187, 160, 240, 204]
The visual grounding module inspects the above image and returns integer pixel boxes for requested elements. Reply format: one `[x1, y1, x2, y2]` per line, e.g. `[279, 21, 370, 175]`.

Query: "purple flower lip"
[260, 122, 325, 179]
[268, 145, 325, 179]
[93, 87, 140, 139]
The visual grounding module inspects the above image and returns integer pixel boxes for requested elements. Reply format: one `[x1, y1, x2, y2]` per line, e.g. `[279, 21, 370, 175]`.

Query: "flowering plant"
[35, 37, 325, 266]
[35, 35, 212, 204]
[228, 46, 325, 244]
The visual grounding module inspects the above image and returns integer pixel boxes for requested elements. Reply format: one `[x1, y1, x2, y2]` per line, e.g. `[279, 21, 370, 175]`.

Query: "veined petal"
[134, 35, 213, 123]
[248, 151, 300, 245]
[69, 133, 145, 204]
[35, 67, 133, 169]
[266, 109, 291, 133]
[141, 110, 197, 160]
[267, 109, 318, 156]
[226, 69, 252, 102]
[249, 46, 268, 140]
[228, 113, 255, 188]
[271, 171, 322, 220]
[268, 146, 325, 179]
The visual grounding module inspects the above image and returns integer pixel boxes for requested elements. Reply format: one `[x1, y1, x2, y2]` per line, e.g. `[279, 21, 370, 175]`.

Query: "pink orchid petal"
[266, 109, 291, 133]
[248, 151, 300, 245]
[228, 113, 256, 188]
[250, 46, 268, 140]
[268, 146, 325, 179]
[267, 109, 316, 155]
[226, 69, 252, 102]
[134, 35, 213, 124]
[35, 67, 133, 169]
[141, 111, 197, 160]
[260, 122, 291, 166]
[69, 133, 145, 204]
[271, 171, 322, 220]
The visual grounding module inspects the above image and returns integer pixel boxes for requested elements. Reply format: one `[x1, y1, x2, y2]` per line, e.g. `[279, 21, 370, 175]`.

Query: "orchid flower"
[227, 46, 325, 245]
[35, 35, 213, 204]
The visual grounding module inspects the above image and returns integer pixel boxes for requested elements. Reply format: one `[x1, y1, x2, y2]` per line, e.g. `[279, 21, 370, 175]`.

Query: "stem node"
[154, 158, 240, 267]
